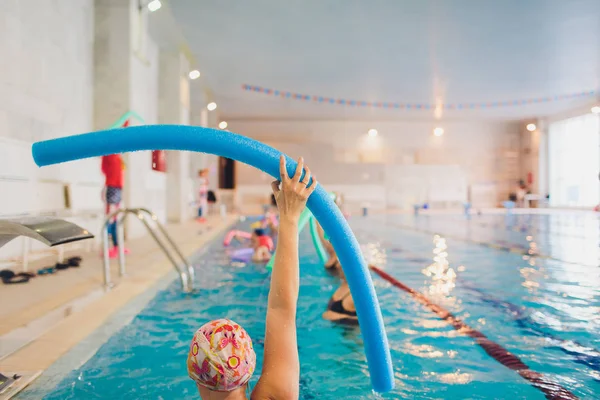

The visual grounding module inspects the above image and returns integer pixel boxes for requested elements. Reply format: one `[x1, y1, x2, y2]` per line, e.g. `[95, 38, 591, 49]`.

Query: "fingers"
[305, 177, 318, 197]
[279, 155, 289, 182]
[270, 180, 281, 195]
[279, 155, 316, 197]
[292, 157, 304, 183]
[300, 165, 311, 186]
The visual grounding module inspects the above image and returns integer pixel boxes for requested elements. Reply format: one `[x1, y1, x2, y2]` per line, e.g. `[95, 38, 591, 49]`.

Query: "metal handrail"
[102, 208, 194, 292]
[135, 208, 195, 285]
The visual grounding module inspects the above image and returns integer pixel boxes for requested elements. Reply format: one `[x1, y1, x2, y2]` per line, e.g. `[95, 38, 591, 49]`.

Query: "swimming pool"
[22, 213, 600, 399]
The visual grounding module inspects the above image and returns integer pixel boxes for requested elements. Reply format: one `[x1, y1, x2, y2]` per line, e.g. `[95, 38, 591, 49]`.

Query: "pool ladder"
[102, 208, 194, 293]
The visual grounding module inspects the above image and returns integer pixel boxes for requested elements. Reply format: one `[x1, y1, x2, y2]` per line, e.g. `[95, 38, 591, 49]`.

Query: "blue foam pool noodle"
[32, 125, 395, 393]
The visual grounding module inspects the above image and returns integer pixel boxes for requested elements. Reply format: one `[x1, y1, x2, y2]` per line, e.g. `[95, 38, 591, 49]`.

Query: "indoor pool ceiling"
[166, 0, 600, 120]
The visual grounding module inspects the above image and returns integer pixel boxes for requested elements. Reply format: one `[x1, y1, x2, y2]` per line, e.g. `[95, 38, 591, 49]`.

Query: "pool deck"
[0, 215, 236, 397]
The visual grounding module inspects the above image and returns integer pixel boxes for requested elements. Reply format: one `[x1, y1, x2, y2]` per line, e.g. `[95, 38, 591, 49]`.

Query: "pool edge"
[1, 216, 237, 400]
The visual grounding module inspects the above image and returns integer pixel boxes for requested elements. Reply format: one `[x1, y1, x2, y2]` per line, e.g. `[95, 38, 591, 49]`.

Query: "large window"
[548, 113, 600, 207]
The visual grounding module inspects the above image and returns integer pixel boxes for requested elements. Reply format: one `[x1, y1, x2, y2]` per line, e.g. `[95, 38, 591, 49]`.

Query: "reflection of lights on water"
[422, 235, 457, 296]
[422, 370, 472, 384]
[414, 319, 448, 329]
[457, 265, 466, 272]
[523, 280, 540, 289]
[437, 371, 473, 384]
[589, 371, 600, 381]
[520, 266, 542, 291]
[370, 391, 385, 400]
[404, 343, 444, 358]
[528, 259, 536, 266]
[526, 236, 533, 241]
[528, 241, 539, 256]
[419, 330, 460, 338]
[363, 242, 387, 266]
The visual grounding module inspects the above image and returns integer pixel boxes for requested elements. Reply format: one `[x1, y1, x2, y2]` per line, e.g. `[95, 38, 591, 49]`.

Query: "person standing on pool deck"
[197, 168, 209, 223]
[101, 153, 126, 258]
[187, 156, 317, 399]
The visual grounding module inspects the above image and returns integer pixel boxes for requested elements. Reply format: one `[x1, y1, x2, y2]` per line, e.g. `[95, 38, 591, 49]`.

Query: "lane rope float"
[370, 266, 577, 400]
[31, 124, 394, 393]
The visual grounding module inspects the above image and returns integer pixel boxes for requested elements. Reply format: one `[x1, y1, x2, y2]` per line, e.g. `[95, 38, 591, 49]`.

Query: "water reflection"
[362, 241, 387, 267]
[404, 343, 444, 358]
[436, 371, 473, 384]
[421, 235, 457, 296]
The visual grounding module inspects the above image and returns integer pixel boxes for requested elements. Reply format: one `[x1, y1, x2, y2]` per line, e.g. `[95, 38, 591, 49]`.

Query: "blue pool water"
[31, 213, 600, 399]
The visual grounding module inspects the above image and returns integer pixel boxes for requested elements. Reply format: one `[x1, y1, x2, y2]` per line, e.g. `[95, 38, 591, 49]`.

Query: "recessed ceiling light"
[207, 102, 217, 111]
[433, 127, 444, 136]
[218, 121, 228, 129]
[188, 70, 200, 80]
[526, 123, 536, 132]
[147, 0, 162, 12]
[367, 129, 378, 137]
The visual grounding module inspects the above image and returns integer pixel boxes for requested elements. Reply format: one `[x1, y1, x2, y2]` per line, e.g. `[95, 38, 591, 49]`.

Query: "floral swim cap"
[187, 318, 256, 392]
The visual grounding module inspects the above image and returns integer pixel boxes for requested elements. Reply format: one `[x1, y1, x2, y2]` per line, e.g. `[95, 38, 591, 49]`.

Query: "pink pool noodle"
[223, 230, 251, 246]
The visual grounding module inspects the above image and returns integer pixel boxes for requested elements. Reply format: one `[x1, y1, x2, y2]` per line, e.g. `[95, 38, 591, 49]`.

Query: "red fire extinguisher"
[152, 150, 167, 172]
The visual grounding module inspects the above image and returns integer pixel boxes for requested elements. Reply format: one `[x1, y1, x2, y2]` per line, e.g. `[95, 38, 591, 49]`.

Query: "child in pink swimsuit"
[197, 169, 209, 222]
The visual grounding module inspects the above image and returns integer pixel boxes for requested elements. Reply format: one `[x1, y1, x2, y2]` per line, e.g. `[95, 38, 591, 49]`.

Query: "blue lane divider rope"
[31, 124, 394, 393]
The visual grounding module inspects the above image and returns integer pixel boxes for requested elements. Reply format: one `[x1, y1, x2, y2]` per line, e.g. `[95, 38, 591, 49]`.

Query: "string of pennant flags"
[242, 84, 598, 110]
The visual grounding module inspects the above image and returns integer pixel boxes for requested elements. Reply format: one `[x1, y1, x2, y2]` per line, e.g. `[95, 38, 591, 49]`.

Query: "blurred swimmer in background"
[322, 268, 358, 326]
[251, 228, 274, 262]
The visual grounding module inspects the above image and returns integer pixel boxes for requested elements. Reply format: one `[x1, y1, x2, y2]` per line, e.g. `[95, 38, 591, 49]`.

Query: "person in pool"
[316, 193, 344, 272]
[251, 228, 274, 262]
[322, 268, 358, 326]
[323, 239, 341, 271]
[187, 156, 317, 399]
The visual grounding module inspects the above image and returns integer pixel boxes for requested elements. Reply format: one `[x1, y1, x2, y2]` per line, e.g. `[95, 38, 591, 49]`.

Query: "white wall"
[0, 0, 98, 258]
[0, 0, 207, 264]
[190, 108, 220, 205]
[126, 36, 164, 224]
[229, 119, 520, 209]
[93, 0, 166, 237]
[160, 52, 194, 222]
